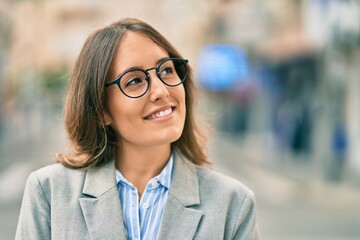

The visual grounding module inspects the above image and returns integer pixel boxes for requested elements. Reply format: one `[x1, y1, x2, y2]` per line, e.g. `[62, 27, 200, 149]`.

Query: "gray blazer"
[16, 153, 259, 240]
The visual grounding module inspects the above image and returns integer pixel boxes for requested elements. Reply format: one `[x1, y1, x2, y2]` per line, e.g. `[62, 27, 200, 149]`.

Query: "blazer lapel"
[79, 160, 127, 240]
[158, 153, 203, 240]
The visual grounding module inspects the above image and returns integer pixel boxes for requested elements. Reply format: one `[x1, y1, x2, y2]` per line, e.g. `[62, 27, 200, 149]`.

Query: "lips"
[144, 107, 174, 120]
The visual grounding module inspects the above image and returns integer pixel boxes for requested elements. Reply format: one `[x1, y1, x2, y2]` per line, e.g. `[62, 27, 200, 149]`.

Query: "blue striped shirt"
[115, 155, 174, 240]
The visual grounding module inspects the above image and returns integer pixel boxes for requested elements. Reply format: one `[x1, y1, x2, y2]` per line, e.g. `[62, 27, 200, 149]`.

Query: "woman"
[16, 18, 259, 240]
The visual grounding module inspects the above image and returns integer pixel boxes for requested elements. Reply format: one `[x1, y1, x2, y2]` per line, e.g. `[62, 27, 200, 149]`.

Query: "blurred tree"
[39, 66, 69, 113]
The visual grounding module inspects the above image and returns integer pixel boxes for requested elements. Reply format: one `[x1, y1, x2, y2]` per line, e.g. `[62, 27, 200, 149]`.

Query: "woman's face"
[105, 32, 186, 148]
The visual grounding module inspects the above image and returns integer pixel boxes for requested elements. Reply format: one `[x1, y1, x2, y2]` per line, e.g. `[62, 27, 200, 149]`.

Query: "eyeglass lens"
[119, 58, 187, 98]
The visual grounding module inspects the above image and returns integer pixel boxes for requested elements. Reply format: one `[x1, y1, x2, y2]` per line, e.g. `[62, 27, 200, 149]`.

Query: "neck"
[115, 142, 171, 197]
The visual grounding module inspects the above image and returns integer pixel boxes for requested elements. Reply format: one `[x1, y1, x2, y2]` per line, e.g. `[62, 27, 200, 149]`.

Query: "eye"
[160, 66, 174, 76]
[125, 77, 144, 88]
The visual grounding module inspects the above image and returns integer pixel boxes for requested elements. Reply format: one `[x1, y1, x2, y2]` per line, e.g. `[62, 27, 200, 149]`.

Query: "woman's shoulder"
[35, 163, 86, 179]
[195, 164, 255, 199]
[28, 163, 87, 190]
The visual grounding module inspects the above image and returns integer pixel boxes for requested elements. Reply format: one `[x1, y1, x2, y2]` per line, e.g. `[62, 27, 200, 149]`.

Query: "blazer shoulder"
[35, 163, 86, 181]
[30, 163, 87, 194]
[195, 165, 255, 199]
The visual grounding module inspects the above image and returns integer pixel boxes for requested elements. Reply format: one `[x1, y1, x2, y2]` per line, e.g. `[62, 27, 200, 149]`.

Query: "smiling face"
[105, 31, 186, 149]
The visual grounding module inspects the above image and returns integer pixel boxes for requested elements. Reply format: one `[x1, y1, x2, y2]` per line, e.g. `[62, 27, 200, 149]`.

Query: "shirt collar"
[115, 153, 174, 190]
[156, 153, 174, 189]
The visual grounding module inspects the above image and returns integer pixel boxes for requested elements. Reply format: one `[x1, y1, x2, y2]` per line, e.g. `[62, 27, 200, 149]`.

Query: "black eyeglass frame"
[105, 58, 189, 98]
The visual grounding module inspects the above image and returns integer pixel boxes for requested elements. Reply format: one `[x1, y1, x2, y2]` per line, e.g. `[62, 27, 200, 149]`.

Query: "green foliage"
[39, 66, 69, 111]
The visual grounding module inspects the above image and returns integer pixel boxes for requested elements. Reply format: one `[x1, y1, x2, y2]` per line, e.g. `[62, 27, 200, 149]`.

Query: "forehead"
[113, 32, 169, 70]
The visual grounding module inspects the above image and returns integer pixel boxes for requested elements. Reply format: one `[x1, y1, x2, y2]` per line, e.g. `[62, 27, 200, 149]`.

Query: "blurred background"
[1, 0, 360, 239]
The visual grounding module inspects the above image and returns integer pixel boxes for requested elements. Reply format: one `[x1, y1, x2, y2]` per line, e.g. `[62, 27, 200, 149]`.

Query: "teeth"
[147, 108, 172, 120]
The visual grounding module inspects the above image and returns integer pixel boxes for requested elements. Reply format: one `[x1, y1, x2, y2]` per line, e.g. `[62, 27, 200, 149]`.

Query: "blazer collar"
[79, 153, 204, 240]
[82, 159, 117, 197]
[168, 152, 200, 206]
[81, 153, 200, 201]
[158, 152, 203, 240]
[79, 159, 127, 239]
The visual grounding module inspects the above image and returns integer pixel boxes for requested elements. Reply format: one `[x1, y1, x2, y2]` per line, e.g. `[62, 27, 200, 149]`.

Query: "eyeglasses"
[105, 58, 188, 98]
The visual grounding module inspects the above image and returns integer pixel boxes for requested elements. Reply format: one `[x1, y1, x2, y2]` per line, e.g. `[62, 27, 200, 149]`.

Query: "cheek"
[109, 106, 143, 141]
[173, 84, 185, 102]
[106, 91, 142, 131]
[110, 103, 139, 124]
[177, 86, 186, 115]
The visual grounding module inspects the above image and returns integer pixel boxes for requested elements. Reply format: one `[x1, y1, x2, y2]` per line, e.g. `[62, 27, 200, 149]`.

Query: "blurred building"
[197, 0, 360, 183]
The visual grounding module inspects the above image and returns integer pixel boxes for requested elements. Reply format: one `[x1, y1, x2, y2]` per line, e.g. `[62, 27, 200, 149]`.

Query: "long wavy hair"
[56, 18, 209, 169]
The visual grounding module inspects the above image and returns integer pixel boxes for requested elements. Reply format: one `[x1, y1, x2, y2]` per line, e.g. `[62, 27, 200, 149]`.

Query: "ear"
[103, 111, 113, 126]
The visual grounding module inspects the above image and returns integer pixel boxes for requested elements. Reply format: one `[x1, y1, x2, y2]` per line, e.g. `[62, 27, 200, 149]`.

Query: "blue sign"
[197, 44, 248, 91]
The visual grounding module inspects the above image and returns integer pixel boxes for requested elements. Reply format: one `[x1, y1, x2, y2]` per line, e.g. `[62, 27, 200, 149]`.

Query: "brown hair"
[57, 18, 209, 168]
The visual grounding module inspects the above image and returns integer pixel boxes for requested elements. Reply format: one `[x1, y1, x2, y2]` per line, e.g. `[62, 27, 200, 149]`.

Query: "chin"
[121, 125, 184, 147]
[148, 128, 183, 145]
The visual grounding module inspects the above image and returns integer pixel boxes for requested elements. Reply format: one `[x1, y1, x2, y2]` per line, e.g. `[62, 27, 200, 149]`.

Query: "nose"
[147, 71, 169, 102]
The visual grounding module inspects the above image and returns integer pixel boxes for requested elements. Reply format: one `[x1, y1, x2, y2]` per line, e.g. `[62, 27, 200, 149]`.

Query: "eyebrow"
[115, 57, 170, 79]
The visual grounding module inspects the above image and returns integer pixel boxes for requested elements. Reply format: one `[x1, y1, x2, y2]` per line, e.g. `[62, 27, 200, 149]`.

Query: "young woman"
[16, 18, 259, 240]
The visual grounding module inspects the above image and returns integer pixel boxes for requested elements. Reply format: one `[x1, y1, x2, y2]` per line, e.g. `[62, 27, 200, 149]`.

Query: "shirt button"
[151, 180, 158, 188]
[143, 203, 150, 209]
